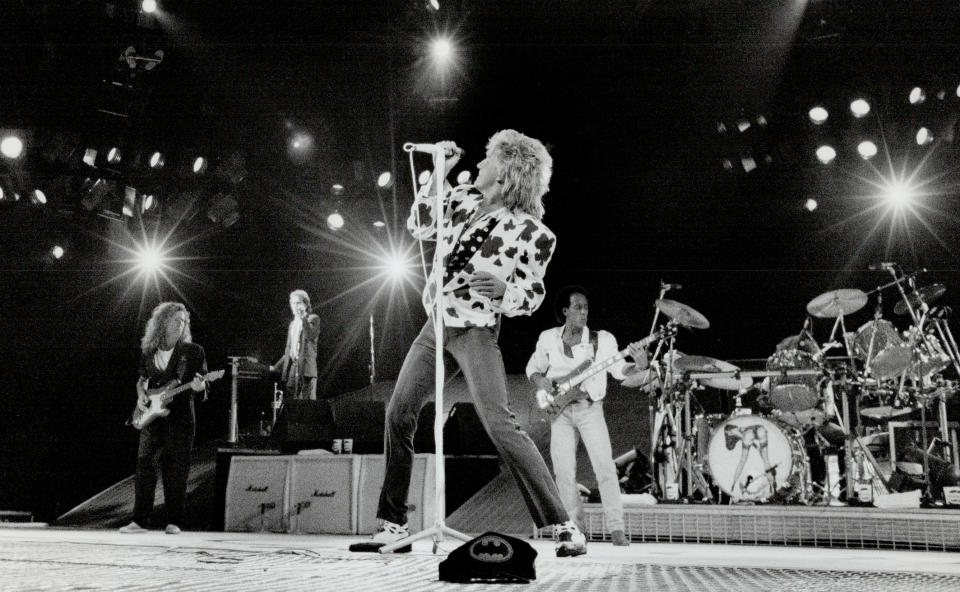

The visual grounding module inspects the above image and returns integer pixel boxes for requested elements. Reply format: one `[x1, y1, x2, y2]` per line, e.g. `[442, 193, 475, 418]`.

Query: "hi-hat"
[674, 355, 752, 390]
[806, 289, 868, 318]
[656, 299, 710, 329]
[861, 406, 913, 420]
[893, 284, 946, 316]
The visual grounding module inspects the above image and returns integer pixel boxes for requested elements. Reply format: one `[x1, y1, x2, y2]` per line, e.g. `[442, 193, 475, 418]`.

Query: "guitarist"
[526, 286, 650, 549]
[120, 302, 208, 535]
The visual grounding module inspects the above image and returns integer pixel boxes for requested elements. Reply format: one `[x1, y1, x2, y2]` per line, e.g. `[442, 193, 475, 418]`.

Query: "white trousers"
[549, 398, 625, 532]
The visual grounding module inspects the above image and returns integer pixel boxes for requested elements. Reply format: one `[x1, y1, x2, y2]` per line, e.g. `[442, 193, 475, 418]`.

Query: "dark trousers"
[377, 321, 568, 529]
[133, 412, 195, 527]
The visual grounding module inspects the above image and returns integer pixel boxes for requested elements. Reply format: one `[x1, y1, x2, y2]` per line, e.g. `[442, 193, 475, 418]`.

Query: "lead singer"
[352, 129, 585, 557]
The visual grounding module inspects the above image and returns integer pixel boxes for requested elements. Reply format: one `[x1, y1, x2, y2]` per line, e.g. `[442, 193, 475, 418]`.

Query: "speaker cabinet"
[288, 456, 360, 534]
[356, 454, 436, 534]
[332, 400, 385, 454]
[273, 399, 333, 453]
[224, 456, 292, 532]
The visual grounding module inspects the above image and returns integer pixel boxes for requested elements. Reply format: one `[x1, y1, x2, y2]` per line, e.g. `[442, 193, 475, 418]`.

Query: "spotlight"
[327, 212, 345, 230]
[135, 243, 165, 275]
[142, 194, 156, 212]
[741, 155, 757, 172]
[815, 145, 837, 164]
[377, 171, 393, 188]
[383, 250, 412, 281]
[908, 86, 926, 105]
[290, 132, 313, 151]
[804, 198, 818, 212]
[192, 157, 207, 174]
[82, 148, 97, 167]
[142, 0, 157, 13]
[721, 158, 734, 171]
[756, 114, 768, 127]
[373, 220, 386, 228]
[425, 0, 440, 11]
[31, 189, 47, 205]
[956, 84, 960, 98]
[916, 127, 934, 145]
[736, 120, 751, 133]
[418, 170, 431, 185]
[51, 245, 64, 260]
[149, 152, 165, 169]
[715, 121, 728, 134]
[456, 170, 471, 184]
[850, 98, 871, 118]
[857, 140, 878, 160]
[883, 180, 916, 208]
[808, 106, 829, 125]
[431, 37, 454, 64]
[331, 183, 345, 196]
[1, 136, 24, 159]
[107, 147, 122, 164]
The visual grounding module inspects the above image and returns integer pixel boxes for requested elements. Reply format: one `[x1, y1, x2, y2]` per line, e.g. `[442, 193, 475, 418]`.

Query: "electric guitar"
[128, 369, 225, 430]
[537, 330, 667, 417]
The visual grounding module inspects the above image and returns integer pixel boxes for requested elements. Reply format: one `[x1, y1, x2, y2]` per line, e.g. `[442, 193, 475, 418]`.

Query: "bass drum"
[706, 415, 808, 502]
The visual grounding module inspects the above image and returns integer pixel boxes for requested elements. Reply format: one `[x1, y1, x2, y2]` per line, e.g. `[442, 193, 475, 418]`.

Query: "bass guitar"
[128, 369, 225, 430]
[537, 330, 667, 417]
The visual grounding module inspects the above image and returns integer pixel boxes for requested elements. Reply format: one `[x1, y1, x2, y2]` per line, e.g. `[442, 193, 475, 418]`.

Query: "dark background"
[2, 0, 960, 521]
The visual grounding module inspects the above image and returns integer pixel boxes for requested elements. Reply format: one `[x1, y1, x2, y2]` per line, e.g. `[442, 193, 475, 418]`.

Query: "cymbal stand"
[648, 329, 679, 497]
[832, 363, 890, 501]
[827, 307, 855, 360]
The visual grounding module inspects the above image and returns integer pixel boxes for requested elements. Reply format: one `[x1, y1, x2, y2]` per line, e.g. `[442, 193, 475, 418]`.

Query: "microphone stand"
[379, 148, 469, 554]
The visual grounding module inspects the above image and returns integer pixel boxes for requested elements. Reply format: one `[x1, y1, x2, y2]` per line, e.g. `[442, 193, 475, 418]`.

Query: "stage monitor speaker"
[274, 399, 333, 453]
[332, 400, 385, 454]
[289, 456, 360, 534]
[224, 456, 292, 532]
[413, 402, 436, 453]
[444, 402, 496, 456]
[355, 454, 436, 534]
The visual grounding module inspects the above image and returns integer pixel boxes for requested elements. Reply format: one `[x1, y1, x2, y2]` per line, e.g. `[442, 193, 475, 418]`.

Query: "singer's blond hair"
[485, 129, 552, 220]
[141, 302, 192, 355]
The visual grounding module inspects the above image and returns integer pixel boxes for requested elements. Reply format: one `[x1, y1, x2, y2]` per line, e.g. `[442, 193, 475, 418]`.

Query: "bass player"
[526, 285, 650, 549]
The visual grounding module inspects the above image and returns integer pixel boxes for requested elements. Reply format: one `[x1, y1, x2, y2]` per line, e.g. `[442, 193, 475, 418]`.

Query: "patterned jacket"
[408, 184, 557, 327]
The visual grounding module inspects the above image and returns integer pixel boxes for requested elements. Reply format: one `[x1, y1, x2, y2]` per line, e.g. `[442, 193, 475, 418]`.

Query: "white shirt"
[289, 317, 302, 360]
[154, 347, 174, 371]
[525, 326, 631, 402]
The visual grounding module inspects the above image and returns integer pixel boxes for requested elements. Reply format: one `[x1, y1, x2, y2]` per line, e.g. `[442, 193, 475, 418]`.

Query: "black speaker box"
[444, 402, 496, 456]
[332, 400, 385, 454]
[273, 399, 333, 453]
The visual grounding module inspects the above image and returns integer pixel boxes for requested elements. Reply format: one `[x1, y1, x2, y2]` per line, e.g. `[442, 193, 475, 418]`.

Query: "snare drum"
[766, 349, 821, 412]
[706, 415, 807, 502]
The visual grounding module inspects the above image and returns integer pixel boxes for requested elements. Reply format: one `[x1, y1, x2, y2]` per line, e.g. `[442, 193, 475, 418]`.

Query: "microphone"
[868, 262, 896, 270]
[661, 282, 682, 291]
[402, 142, 463, 157]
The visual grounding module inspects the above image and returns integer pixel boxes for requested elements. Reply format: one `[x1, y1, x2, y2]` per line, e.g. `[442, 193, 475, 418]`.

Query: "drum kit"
[633, 269, 960, 506]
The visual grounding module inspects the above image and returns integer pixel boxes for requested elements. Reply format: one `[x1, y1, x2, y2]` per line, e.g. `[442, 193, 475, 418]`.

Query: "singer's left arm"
[490, 221, 556, 317]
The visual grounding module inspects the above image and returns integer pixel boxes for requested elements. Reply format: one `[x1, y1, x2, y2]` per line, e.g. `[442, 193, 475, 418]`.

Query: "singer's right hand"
[434, 141, 463, 168]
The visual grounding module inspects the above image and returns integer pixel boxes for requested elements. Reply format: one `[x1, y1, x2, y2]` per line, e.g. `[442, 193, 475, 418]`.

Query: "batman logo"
[468, 535, 514, 563]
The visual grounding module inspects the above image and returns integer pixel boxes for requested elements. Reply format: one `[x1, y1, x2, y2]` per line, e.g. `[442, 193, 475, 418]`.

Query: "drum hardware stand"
[831, 363, 891, 501]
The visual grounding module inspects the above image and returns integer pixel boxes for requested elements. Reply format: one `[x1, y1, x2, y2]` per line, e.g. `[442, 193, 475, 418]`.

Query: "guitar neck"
[158, 382, 193, 404]
[557, 334, 656, 392]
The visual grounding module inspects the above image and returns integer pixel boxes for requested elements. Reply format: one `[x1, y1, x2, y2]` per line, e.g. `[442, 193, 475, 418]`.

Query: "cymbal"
[655, 299, 710, 329]
[806, 289, 868, 318]
[674, 356, 752, 390]
[860, 405, 913, 420]
[893, 284, 946, 316]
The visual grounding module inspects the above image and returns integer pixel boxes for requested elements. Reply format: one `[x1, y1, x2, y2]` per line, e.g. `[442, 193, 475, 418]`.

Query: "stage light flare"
[31, 190, 47, 205]
[142, 0, 157, 13]
[804, 198, 818, 212]
[51, 245, 64, 259]
[916, 127, 933, 146]
[381, 250, 414, 282]
[431, 38, 454, 64]
[135, 242, 167, 276]
[882, 180, 917, 209]
[377, 171, 393, 188]
[808, 106, 829, 125]
[850, 99, 871, 118]
[1, 136, 24, 159]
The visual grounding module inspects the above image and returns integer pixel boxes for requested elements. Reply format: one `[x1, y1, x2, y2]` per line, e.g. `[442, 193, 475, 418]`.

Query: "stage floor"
[1, 526, 959, 591]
